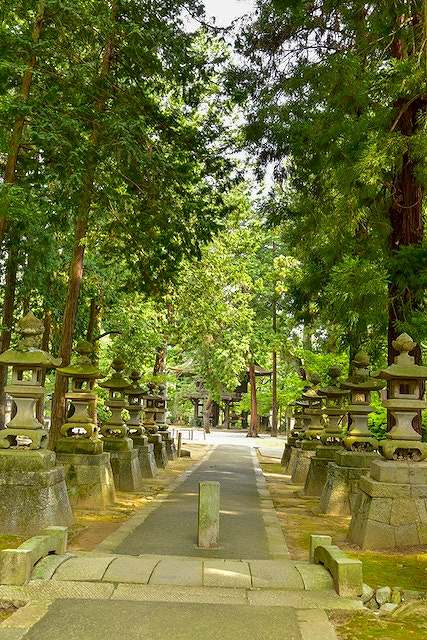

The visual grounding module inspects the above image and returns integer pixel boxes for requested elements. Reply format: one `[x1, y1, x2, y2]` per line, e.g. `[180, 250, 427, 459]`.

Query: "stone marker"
[319, 353, 383, 516]
[177, 431, 182, 458]
[281, 401, 305, 473]
[304, 367, 349, 497]
[349, 334, 427, 549]
[98, 358, 143, 491]
[55, 341, 116, 509]
[198, 481, 220, 548]
[125, 371, 158, 478]
[0, 312, 73, 535]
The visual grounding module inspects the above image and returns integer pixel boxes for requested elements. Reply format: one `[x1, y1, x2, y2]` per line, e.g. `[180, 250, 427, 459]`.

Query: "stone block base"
[162, 433, 177, 461]
[304, 446, 341, 497]
[130, 435, 158, 478]
[56, 452, 116, 510]
[148, 434, 168, 469]
[286, 446, 300, 476]
[318, 451, 378, 516]
[291, 448, 315, 485]
[0, 450, 73, 536]
[349, 460, 427, 549]
[281, 436, 297, 469]
[109, 449, 143, 491]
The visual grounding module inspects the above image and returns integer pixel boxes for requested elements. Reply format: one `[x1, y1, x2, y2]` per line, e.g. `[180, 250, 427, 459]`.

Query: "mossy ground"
[0, 536, 25, 552]
[331, 603, 427, 640]
[0, 607, 15, 624]
[259, 460, 427, 592]
[260, 458, 427, 639]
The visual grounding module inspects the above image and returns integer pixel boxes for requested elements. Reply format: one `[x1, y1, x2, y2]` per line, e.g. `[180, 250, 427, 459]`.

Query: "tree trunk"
[203, 397, 212, 433]
[247, 361, 259, 437]
[0, 245, 19, 429]
[86, 297, 102, 343]
[386, 15, 427, 434]
[36, 308, 52, 424]
[153, 345, 166, 375]
[49, 4, 117, 448]
[0, 0, 46, 246]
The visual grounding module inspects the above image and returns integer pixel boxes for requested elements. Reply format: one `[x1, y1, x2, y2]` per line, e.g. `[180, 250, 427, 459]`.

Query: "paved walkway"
[0, 435, 359, 640]
[115, 445, 273, 558]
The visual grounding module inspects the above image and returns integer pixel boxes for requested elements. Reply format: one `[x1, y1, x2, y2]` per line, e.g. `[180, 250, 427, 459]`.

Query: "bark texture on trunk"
[247, 361, 259, 437]
[153, 345, 166, 375]
[86, 297, 102, 343]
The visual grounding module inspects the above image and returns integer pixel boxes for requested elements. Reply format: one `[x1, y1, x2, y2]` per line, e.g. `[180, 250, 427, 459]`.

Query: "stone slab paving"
[8, 599, 334, 640]
[29, 553, 335, 591]
[114, 445, 277, 558]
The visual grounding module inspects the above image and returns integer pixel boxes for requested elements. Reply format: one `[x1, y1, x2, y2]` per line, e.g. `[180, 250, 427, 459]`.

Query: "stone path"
[0, 436, 362, 640]
[114, 445, 277, 558]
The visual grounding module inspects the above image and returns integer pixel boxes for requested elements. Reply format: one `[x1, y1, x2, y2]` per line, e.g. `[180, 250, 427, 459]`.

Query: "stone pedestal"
[130, 434, 158, 478]
[149, 434, 168, 469]
[0, 450, 73, 536]
[161, 431, 177, 461]
[103, 438, 143, 491]
[291, 441, 318, 485]
[56, 452, 116, 510]
[281, 438, 296, 469]
[286, 446, 300, 477]
[319, 450, 378, 516]
[349, 460, 427, 549]
[304, 445, 341, 496]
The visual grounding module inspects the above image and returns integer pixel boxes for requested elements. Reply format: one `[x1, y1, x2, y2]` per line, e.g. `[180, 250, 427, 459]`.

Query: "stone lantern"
[349, 334, 427, 549]
[281, 399, 305, 471]
[155, 384, 176, 461]
[304, 366, 349, 497]
[290, 374, 324, 485]
[143, 383, 168, 469]
[99, 358, 143, 491]
[55, 341, 116, 509]
[125, 371, 157, 478]
[319, 352, 384, 516]
[0, 311, 73, 535]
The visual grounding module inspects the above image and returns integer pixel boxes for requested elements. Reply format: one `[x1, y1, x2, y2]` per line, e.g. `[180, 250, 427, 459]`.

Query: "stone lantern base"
[160, 431, 177, 461]
[148, 434, 168, 469]
[130, 434, 158, 478]
[318, 450, 379, 516]
[102, 438, 143, 491]
[281, 435, 297, 469]
[290, 440, 319, 484]
[349, 459, 427, 549]
[304, 445, 342, 496]
[0, 449, 73, 536]
[56, 451, 116, 510]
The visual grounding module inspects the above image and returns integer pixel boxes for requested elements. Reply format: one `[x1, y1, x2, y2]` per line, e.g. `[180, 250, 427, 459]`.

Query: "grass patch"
[260, 462, 285, 475]
[331, 609, 427, 640]
[0, 536, 25, 552]
[347, 551, 427, 592]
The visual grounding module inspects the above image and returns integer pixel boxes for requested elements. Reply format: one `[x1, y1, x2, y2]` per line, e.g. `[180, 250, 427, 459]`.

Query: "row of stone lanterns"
[283, 333, 427, 550]
[0, 311, 177, 536]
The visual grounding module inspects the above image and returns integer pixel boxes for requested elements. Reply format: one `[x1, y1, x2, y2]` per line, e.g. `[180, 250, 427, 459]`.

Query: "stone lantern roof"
[126, 371, 146, 397]
[317, 366, 349, 399]
[0, 311, 61, 368]
[342, 352, 385, 392]
[99, 357, 131, 391]
[57, 341, 102, 379]
[376, 333, 427, 380]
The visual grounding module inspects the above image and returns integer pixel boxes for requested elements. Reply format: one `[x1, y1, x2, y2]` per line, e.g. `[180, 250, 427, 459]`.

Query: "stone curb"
[251, 448, 290, 559]
[94, 445, 216, 554]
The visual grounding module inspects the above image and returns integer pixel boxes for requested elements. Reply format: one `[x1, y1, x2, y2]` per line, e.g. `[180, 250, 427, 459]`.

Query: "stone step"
[28, 552, 339, 592]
